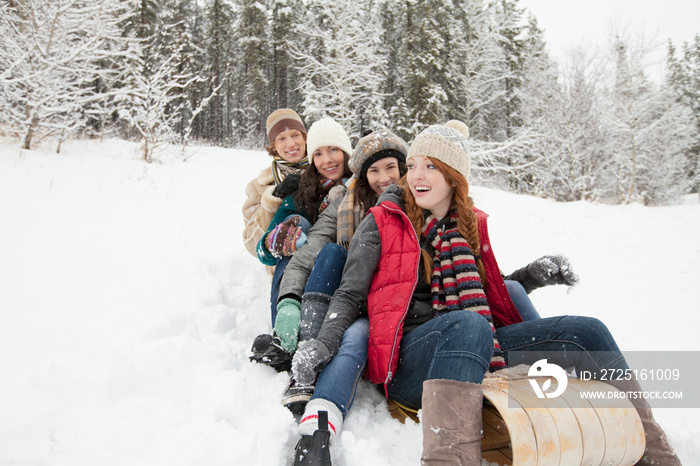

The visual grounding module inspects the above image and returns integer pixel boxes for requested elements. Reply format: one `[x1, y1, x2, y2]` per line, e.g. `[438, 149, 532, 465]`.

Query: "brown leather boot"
[607, 378, 682, 465]
[420, 379, 483, 465]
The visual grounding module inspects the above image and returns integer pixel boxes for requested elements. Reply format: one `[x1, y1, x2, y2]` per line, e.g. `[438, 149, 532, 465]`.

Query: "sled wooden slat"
[481, 379, 538, 465]
[483, 449, 513, 466]
[567, 378, 645, 464]
[557, 380, 607, 465]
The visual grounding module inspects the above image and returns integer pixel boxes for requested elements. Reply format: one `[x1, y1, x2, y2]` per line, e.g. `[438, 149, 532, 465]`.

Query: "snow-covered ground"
[1, 138, 698, 465]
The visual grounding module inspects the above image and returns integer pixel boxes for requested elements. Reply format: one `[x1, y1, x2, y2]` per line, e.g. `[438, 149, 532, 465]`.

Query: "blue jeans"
[496, 315, 628, 375]
[303, 244, 347, 295]
[269, 215, 312, 324]
[387, 314, 627, 409]
[505, 280, 541, 321]
[386, 311, 494, 409]
[312, 317, 369, 416]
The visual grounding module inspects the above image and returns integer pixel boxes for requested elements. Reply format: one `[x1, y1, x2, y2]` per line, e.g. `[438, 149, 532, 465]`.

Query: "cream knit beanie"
[306, 118, 353, 163]
[266, 108, 306, 144]
[407, 120, 471, 179]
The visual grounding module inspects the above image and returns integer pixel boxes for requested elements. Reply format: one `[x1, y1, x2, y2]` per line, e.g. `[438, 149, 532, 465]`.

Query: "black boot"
[293, 411, 332, 465]
[249, 333, 292, 372]
[282, 378, 314, 415]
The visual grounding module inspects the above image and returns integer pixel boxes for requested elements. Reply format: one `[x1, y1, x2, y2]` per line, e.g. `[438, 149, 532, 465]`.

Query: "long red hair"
[399, 158, 487, 286]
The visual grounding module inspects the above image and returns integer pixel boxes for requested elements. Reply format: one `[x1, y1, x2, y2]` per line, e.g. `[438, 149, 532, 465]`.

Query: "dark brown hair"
[295, 151, 352, 223]
[354, 158, 408, 213]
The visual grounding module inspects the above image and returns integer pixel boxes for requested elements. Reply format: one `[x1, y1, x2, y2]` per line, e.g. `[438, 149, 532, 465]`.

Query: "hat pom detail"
[445, 120, 470, 138]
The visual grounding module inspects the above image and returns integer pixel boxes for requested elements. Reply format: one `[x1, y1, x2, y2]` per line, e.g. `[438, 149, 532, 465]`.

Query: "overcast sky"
[518, 0, 700, 81]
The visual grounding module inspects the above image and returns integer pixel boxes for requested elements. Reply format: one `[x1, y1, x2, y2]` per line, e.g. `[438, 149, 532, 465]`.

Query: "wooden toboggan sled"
[388, 368, 645, 465]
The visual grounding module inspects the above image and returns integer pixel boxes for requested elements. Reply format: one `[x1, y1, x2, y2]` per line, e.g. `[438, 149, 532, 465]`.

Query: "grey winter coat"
[309, 186, 433, 358]
[277, 192, 346, 301]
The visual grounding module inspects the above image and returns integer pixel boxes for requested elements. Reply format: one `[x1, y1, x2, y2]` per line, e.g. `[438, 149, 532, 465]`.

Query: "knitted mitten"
[274, 298, 302, 352]
[265, 216, 307, 258]
[505, 255, 579, 294]
[292, 339, 332, 385]
[272, 174, 300, 199]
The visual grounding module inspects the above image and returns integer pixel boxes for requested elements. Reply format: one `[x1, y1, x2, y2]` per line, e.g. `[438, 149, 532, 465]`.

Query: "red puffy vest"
[366, 200, 522, 394]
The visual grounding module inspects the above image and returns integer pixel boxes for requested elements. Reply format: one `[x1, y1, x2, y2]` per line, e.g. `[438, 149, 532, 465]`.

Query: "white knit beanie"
[407, 120, 471, 179]
[306, 118, 353, 163]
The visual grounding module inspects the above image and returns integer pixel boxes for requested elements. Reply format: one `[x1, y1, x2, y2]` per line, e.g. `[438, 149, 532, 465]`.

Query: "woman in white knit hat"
[251, 117, 353, 353]
[288, 121, 680, 465]
[251, 129, 410, 415]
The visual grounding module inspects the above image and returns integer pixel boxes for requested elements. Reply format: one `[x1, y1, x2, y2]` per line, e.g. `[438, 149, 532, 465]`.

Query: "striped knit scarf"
[336, 176, 363, 248]
[271, 156, 309, 185]
[318, 177, 346, 214]
[423, 213, 506, 371]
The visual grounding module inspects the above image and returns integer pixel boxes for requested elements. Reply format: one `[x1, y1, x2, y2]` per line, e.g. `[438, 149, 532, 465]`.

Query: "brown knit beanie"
[266, 109, 306, 144]
[407, 120, 471, 179]
[349, 129, 409, 180]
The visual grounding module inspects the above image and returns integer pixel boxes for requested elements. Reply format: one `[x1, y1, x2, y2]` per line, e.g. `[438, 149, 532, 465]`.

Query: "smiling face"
[313, 146, 346, 182]
[273, 129, 306, 164]
[406, 156, 454, 218]
[365, 157, 402, 195]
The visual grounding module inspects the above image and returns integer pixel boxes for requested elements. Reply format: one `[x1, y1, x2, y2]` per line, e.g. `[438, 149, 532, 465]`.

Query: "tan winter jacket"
[242, 166, 283, 262]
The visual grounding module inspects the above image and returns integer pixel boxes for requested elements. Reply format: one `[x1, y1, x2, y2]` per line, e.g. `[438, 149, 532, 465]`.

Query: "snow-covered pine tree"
[117, 0, 210, 161]
[605, 33, 696, 204]
[453, 0, 512, 141]
[294, 0, 388, 138]
[635, 90, 696, 205]
[269, 0, 304, 112]
[667, 36, 700, 195]
[554, 45, 609, 202]
[490, 0, 525, 139]
[160, 0, 204, 140]
[377, 0, 403, 128]
[509, 14, 561, 196]
[392, 0, 451, 140]
[203, 0, 235, 144]
[0, 0, 135, 151]
[233, 0, 270, 143]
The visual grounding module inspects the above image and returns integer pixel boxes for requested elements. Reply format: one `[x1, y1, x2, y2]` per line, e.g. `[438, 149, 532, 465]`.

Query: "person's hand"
[292, 339, 332, 385]
[527, 255, 579, 288]
[265, 216, 307, 258]
[274, 298, 302, 352]
[272, 174, 300, 199]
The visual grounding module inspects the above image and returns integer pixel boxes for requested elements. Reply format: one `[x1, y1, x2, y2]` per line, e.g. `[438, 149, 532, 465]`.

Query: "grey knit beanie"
[350, 129, 409, 180]
[306, 118, 353, 163]
[407, 120, 471, 179]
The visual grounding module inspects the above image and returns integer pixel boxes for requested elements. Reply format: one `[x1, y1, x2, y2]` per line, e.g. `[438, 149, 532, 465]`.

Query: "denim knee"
[431, 311, 494, 359]
[336, 318, 369, 363]
[305, 243, 347, 295]
[343, 317, 369, 342]
[552, 316, 621, 353]
[317, 243, 347, 263]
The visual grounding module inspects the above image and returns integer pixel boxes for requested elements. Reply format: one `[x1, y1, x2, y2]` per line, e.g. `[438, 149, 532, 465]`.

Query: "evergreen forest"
[2, 0, 699, 205]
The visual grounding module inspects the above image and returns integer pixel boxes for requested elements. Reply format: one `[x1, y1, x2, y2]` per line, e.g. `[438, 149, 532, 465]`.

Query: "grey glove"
[292, 339, 332, 385]
[505, 255, 579, 294]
